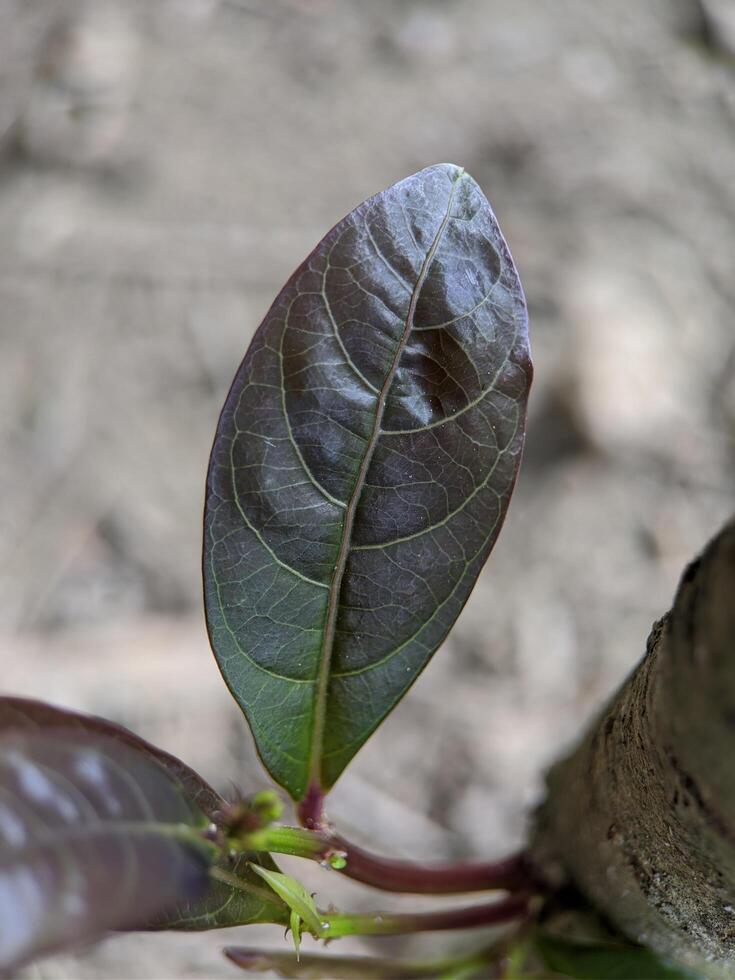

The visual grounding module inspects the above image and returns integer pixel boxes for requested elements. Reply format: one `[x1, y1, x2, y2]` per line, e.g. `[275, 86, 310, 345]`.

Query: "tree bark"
[533, 518, 735, 976]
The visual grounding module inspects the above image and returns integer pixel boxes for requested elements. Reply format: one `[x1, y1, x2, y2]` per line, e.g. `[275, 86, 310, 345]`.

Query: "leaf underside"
[0, 696, 223, 818]
[155, 851, 289, 932]
[204, 162, 531, 800]
[0, 697, 289, 935]
[0, 728, 211, 972]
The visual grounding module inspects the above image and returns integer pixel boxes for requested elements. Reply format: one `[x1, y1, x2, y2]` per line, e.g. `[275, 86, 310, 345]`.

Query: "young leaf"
[290, 908, 302, 959]
[204, 162, 531, 802]
[0, 729, 213, 972]
[249, 864, 324, 939]
[0, 696, 224, 818]
[534, 934, 697, 980]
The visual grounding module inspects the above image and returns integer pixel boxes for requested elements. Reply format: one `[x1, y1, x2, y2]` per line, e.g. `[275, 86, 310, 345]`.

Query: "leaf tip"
[432, 161, 467, 185]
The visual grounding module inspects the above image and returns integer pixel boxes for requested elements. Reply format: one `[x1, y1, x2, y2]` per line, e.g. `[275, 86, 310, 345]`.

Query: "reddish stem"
[328, 832, 532, 894]
[292, 791, 536, 894]
[296, 782, 325, 829]
[396, 891, 530, 931]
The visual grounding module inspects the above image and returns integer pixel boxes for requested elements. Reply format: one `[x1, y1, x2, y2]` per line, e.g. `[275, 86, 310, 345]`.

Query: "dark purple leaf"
[0, 696, 224, 818]
[204, 163, 531, 802]
[0, 729, 212, 972]
[154, 850, 289, 932]
[0, 698, 289, 935]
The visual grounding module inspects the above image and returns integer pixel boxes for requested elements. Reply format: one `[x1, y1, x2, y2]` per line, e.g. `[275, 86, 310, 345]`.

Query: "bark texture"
[533, 518, 735, 976]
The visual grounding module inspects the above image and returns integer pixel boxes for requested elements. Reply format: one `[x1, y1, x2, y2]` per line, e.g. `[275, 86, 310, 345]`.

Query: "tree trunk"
[533, 518, 735, 976]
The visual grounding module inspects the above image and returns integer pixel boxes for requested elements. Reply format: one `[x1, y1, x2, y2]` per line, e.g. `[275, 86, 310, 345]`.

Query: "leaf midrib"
[0, 820, 209, 852]
[305, 171, 464, 792]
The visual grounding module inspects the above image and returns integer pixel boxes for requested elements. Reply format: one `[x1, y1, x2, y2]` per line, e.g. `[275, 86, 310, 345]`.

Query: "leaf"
[0, 697, 290, 934]
[249, 864, 324, 938]
[0, 728, 213, 972]
[534, 935, 697, 980]
[153, 852, 290, 932]
[0, 696, 224, 818]
[204, 162, 531, 800]
[290, 908, 302, 958]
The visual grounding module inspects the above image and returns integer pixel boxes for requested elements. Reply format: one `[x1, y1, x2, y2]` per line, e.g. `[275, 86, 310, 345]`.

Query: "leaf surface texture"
[0, 696, 222, 817]
[204, 163, 531, 799]
[0, 729, 210, 971]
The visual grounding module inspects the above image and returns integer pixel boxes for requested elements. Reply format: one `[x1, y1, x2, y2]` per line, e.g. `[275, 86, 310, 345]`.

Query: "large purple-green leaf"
[204, 163, 531, 802]
[0, 728, 212, 972]
[0, 698, 289, 936]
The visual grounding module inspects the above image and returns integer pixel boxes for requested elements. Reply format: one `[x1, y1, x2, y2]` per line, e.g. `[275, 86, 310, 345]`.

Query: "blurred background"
[1, 0, 734, 975]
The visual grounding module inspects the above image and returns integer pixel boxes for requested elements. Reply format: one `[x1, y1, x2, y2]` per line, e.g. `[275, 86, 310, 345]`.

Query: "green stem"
[243, 826, 327, 860]
[320, 893, 530, 938]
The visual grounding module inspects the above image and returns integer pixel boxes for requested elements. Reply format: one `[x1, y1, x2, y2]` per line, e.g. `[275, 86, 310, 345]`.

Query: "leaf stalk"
[319, 893, 531, 938]
[242, 825, 535, 894]
[225, 938, 512, 978]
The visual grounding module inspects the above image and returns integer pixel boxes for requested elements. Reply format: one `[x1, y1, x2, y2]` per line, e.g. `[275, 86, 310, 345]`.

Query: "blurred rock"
[695, 0, 735, 59]
[562, 262, 700, 461]
[17, 3, 140, 169]
[388, 9, 459, 66]
[0, 616, 256, 797]
[722, 345, 735, 456]
[0, 2, 39, 149]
